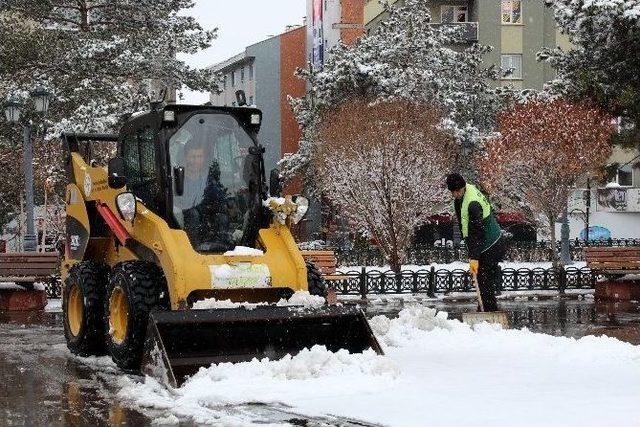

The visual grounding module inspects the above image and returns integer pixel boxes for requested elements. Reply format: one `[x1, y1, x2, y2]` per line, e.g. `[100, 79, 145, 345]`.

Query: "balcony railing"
[429, 22, 478, 42]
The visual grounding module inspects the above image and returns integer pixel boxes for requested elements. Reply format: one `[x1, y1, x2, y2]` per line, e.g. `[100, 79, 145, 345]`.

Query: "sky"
[178, 0, 307, 104]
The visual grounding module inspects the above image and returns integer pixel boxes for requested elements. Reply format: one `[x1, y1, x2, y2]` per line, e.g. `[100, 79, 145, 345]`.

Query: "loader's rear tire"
[306, 261, 328, 298]
[63, 261, 109, 356]
[105, 261, 169, 370]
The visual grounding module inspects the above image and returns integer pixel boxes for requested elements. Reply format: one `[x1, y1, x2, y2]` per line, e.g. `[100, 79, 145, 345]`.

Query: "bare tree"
[314, 99, 456, 272]
[478, 99, 615, 265]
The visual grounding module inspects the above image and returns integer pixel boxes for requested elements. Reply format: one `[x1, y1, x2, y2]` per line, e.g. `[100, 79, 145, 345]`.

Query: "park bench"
[301, 250, 348, 281]
[0, 252, 60, 290]
[584, 247, 640, 277]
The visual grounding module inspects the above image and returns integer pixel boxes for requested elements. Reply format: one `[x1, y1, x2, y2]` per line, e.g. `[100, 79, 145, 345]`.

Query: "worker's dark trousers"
[477, 237, 506, 312]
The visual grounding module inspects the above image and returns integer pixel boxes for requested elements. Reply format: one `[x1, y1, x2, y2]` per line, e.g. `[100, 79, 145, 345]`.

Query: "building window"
[501, 0, 522, 24]
[441, 5, 468, 23]
[231, 71, 235, 87]
[248, 64, 254, 80]
[501, 54, 523, 79]
[240, 67, 245, 83]
[223, 75, 227, 89]
[617, 164, 634, 187]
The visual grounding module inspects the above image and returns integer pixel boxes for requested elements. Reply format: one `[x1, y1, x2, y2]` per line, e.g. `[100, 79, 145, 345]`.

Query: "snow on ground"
[45, 298, 62, 312]
[338, 288, 595, 304]
[115, 306, 640, 426]
[338, 261, 587, 273]
[0, 282, 46, 290]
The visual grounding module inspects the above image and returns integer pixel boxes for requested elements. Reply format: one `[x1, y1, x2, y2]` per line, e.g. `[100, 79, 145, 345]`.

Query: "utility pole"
[22, 123, 37, 252]
[585, 178, 591, 244]
[560, 200, 571, 264]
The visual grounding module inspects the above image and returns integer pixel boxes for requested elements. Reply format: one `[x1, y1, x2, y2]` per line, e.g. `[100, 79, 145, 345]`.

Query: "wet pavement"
[0, 296, 639, 426]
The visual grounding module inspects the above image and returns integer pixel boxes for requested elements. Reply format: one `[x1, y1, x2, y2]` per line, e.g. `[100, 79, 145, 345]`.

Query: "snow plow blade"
[141, 304, 383, 387]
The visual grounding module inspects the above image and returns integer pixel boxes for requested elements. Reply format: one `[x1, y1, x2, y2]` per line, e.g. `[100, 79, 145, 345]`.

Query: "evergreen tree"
[0, 0, 219, 134]
[540, 0, 640, 146]
[0, 1, 218, 231]
[281, 0, 504, 188]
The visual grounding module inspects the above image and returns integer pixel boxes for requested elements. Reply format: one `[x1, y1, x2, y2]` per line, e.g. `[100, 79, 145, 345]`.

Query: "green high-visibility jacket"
[455, 184, 502, 253]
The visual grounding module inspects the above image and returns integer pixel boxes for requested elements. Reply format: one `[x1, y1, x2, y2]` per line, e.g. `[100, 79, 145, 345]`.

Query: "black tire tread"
[63, 261, 109, 356]
[105, 261, 168, 370]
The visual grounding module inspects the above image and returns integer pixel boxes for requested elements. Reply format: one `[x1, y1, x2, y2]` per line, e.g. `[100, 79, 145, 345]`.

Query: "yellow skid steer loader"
[60, 104, 381, 387]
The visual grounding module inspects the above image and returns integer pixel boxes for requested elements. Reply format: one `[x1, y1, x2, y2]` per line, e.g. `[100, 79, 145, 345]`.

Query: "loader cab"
[117, 105, 269, 253]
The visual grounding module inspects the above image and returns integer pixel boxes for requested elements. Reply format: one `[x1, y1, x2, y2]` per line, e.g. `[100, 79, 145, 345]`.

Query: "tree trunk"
[387, 245, 402, 274]
[548, 216, 560, 268]
[79, 1, 90, 32]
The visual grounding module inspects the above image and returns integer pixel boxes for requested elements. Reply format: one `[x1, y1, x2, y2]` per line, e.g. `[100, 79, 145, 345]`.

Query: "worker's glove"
[469, 259, 479, 276]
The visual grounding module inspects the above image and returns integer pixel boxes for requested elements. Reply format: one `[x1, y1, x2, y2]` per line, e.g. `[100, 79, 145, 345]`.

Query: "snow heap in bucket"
[114, 306, 640, 427]
[191, 291, 326, 310]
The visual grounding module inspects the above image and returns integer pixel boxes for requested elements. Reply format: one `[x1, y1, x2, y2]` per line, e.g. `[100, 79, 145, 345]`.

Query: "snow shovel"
[462, 273, 510, 328]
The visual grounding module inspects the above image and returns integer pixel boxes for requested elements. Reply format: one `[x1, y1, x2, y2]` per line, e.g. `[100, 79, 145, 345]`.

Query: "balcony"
[429, 22, 478, 43]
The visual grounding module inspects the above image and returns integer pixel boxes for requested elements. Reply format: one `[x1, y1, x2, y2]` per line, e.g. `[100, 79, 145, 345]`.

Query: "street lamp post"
[3, 87, 52, 252]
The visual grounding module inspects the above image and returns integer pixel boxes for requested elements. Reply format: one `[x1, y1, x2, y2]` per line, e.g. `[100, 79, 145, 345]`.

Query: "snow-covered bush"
[314, 99, 455, 272]
[478, 99, 615, 265]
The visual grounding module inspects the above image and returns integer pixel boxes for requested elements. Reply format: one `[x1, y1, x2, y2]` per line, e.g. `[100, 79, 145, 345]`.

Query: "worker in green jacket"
[446, 173, 505, 311]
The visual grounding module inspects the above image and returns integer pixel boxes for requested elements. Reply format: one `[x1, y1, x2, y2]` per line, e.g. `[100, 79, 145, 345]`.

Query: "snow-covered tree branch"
[314, 99, 456, 272]
[280, 0, 505, 190]
[540, 0, 640, 147]
[478, 99, 615, 265]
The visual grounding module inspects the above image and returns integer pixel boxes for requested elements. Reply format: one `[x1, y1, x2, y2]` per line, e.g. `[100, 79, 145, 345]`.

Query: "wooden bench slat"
[0, 253, 59, 281]
[301, 250, 338, 276]
[0, 276, 39, 282]
[585, 249, 640, 256]
[0, 267, 57, 275]
[593, 270, 640, 274]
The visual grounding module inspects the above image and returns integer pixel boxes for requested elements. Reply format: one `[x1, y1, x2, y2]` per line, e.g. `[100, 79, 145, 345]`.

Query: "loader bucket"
[141, 304, 383, 387]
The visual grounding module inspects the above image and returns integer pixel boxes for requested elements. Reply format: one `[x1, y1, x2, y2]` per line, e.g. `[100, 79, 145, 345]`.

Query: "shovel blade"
[141, 304, 383, 388]
[462, 311, 510, 329]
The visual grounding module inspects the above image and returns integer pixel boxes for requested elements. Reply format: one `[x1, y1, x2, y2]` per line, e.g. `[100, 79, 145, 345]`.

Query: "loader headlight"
[292, 196, 309, 224]
[116, 192, 137, 222]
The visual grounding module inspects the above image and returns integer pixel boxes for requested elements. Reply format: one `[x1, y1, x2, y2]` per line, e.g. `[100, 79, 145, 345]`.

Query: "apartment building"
[306, 0, 365, 69]
[208, 26, 307, 172]
[366, 0, 571, 90]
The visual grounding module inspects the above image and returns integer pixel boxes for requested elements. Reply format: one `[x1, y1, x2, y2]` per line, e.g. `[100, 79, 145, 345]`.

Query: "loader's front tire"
[306, 261, 328, 298]
[105, 261, 169, 370]
[63, 261, 109, 356]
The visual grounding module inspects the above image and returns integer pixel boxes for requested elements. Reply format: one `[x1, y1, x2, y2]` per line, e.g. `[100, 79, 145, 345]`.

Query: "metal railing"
[44, 265, 596, 300]
[335, 239, 640, 267]
[329, 266, 597, 298]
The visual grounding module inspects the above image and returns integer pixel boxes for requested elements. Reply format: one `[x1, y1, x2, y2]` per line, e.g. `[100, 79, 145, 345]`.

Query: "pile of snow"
[276, 291, 325, 307]
[192, 291, 326, 311]
[0, 282, 46, 291]
[222, 246, 264, 256]
[191, 298, 263, 310]
[298, 240, 330, 250]
[45, 298, 62, 312]
[338, 261, 587, 273]
[115, 306, 640, 426]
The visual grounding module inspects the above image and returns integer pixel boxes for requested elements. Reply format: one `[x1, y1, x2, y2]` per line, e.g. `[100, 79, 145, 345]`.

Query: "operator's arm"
[466, 201, 485, 260]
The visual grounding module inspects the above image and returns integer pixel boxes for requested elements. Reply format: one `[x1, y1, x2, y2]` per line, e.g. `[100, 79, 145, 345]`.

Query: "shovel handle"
[472, 272, 484, 312]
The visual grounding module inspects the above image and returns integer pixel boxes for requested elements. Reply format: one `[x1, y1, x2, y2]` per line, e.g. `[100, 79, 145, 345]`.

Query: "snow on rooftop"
[115, 306, 640, 426]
